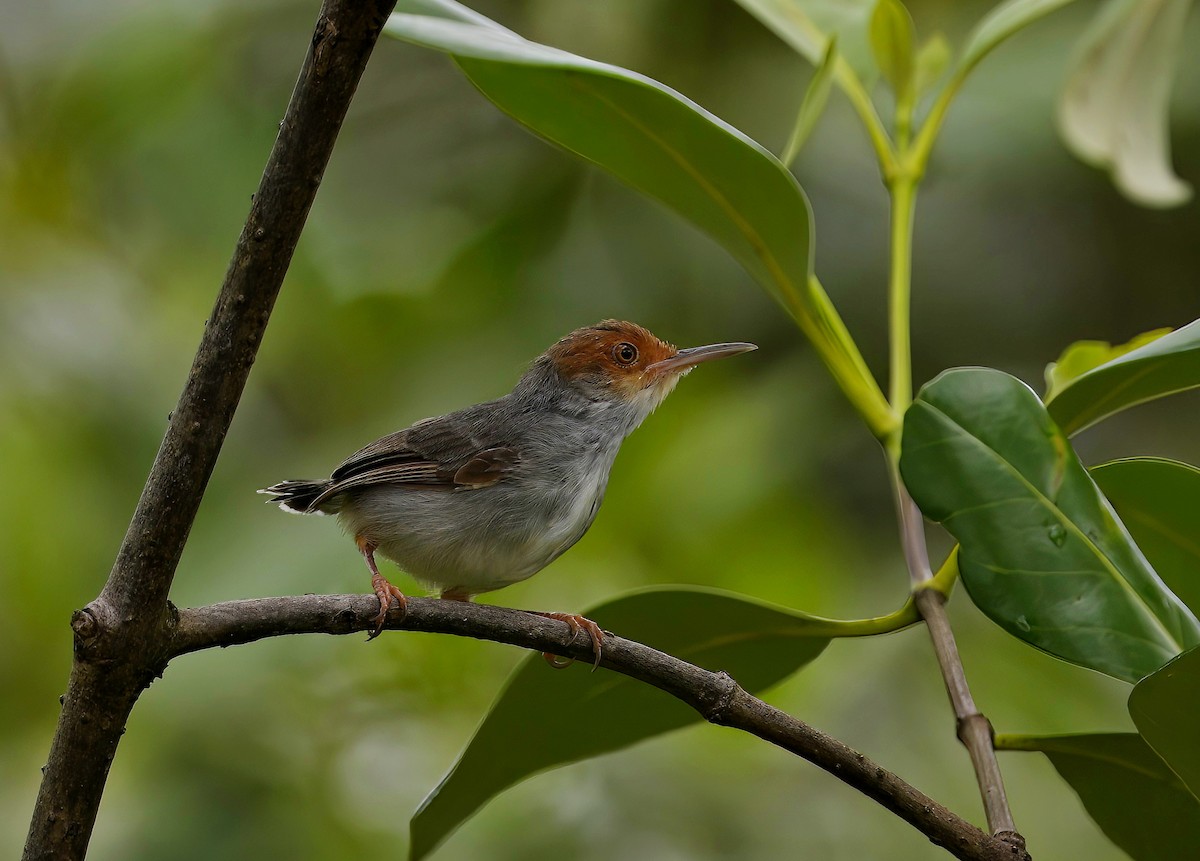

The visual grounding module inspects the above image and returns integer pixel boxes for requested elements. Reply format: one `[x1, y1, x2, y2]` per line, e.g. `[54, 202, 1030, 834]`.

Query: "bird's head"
[541, 320, 756, 421]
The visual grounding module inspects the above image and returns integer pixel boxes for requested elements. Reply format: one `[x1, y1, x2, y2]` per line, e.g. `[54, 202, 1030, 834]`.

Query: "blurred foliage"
[2, 1, 1199, 859]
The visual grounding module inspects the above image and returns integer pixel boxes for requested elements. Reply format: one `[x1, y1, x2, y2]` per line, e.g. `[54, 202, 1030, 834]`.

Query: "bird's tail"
[258, 480, 334, 515]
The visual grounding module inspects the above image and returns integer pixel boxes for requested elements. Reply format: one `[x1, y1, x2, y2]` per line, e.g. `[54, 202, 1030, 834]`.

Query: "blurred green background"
[4, 1, 1199, 858]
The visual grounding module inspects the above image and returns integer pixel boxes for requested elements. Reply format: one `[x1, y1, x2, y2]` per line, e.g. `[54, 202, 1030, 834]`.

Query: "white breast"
[532, 466, 607, 560]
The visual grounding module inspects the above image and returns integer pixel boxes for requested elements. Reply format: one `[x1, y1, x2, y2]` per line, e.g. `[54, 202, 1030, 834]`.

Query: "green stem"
[993, 735, 1039, 752]
[887, 176, 918, 419]
[909, 74, 962, 173]
[833, 61, 899, 178]
[801, 597, 921, 638]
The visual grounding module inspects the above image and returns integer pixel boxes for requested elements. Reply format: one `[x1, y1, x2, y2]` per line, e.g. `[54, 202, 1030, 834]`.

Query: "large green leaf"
[408, 587, 901, 860]
[1058, 0, 1194, 208]
[997, 733, 1200, 861]
[384, 1, 811, 304]
[901, 368, 1200, 682]
[1092, 458, 1200, 615]
[1130, 645, 1200, 800]
[1046, 318, 1200, 436]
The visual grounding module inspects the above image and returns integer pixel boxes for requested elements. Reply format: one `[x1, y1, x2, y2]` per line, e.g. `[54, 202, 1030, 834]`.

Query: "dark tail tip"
[257, 480, 330, 514]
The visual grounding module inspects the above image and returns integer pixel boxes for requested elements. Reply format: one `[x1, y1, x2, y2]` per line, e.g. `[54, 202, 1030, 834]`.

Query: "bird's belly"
[339, 471, 606, 595]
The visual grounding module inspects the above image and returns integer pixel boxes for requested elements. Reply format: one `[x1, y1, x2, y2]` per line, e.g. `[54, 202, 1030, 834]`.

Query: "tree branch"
[23, 2, 397, 858]
[897, 488, 1023, 849]
[170, 594, 1030, 861]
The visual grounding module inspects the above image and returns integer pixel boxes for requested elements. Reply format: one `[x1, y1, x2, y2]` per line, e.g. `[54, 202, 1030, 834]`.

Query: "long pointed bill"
[646, 342, 757, 379]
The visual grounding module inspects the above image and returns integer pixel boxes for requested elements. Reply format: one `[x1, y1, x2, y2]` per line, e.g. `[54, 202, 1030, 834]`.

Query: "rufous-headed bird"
[262, 320, 755, 664]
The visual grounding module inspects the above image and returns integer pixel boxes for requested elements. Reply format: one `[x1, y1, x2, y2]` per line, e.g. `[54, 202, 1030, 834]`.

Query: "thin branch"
[897, 487, 1022, 845]
[23, 3, 398, 858]
[170, 594, 1030, 861]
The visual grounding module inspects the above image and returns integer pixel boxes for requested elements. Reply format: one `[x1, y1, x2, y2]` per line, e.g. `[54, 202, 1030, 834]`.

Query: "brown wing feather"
[322, 414, 518, 502]
[453, 447, 521, 489]
[330, 429, 423, 481]
[308, 463, 447, 509]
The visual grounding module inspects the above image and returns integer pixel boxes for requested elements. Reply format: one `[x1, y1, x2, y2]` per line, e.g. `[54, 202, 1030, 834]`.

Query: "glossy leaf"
[384, 1, 810, 306]
[1044, 328, 1171, 402]
[901, 368, 1200, 682]
[869, 0, 915, 101]
[781, 37, 838, 167]
[1058, 0, 1194, 208]
[1092, 458, 1200, 615]
[1046, 318, 1200, 436]
[1130, 645, 1200, 799]
[731, 0, 878, 80]
[406, 587, 911, 860]
[998, 733, 1200, 860]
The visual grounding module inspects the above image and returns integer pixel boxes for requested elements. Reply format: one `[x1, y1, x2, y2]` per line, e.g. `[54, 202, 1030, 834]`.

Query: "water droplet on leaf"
[1047, 525, 1067, 547]
[1015, 615, 1031, 632]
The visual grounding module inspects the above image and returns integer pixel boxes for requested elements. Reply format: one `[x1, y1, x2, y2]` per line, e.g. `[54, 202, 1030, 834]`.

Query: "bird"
[260, 320, 756, 664]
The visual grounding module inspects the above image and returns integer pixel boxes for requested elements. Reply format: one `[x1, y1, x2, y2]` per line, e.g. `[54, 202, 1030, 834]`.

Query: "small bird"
[261, 320, 755, 662]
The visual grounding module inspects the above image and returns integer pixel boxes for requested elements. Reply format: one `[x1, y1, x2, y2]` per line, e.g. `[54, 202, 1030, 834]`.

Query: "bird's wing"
[316, 412, 519, 507]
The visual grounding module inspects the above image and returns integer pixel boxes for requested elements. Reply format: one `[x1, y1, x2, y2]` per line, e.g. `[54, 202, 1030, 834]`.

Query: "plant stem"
[887, 176, 917, 413]
[885, 115, 1020, 840]
[801, 597, 920, 638]
[896, 485, 1021, 841]
[833, 61, 899, 178]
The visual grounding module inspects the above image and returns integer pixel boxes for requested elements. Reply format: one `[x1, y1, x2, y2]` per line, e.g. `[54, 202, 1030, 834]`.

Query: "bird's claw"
[368, 573, 408, 640]
[532, 612, 606, 671]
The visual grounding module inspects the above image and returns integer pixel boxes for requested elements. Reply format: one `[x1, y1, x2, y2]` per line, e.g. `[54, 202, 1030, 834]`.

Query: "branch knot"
[700, 671, 741, 725]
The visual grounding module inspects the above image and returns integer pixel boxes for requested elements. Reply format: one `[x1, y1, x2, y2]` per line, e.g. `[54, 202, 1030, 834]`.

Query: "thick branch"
[898, 488, 1021, 846]
[171, 594, 1029, 861]
[23, 3, 397, 858]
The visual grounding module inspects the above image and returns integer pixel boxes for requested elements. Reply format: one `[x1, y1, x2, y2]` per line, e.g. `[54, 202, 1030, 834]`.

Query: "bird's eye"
[613, 342, 639, 365]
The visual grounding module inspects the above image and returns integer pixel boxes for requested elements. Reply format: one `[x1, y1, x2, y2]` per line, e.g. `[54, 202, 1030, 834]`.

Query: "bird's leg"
[528, 612, 606, 671]
[357, 535, 406, 639]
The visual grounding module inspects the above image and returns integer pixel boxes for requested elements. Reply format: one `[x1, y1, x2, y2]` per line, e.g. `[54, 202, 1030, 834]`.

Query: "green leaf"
[869, 0, 915, 101]
[1092, 458, 1200, 616]
[912, 32, 951, 95]
[1044, 328, 1172, 402]
[1130, 645, 1200, 799]
[731, 0, 878, 80]
[1058, 0, 1194, 208]
[384, 2, 809, 304]
[781, 37, 838, 167]
[998, 733, 1200, 861]
[384, 0, 895, 439]
[900, 368, 1200, 682]
[957, 0, 1080, 77]
[1045, 318, 1200, 436]
[408, 586, 906, 860]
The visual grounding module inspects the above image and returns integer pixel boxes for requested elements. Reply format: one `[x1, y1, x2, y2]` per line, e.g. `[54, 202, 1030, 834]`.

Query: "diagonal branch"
[23, 3, 397, 859]
[170, 594, 1030, 861]
[897, 486, 1022, 849]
